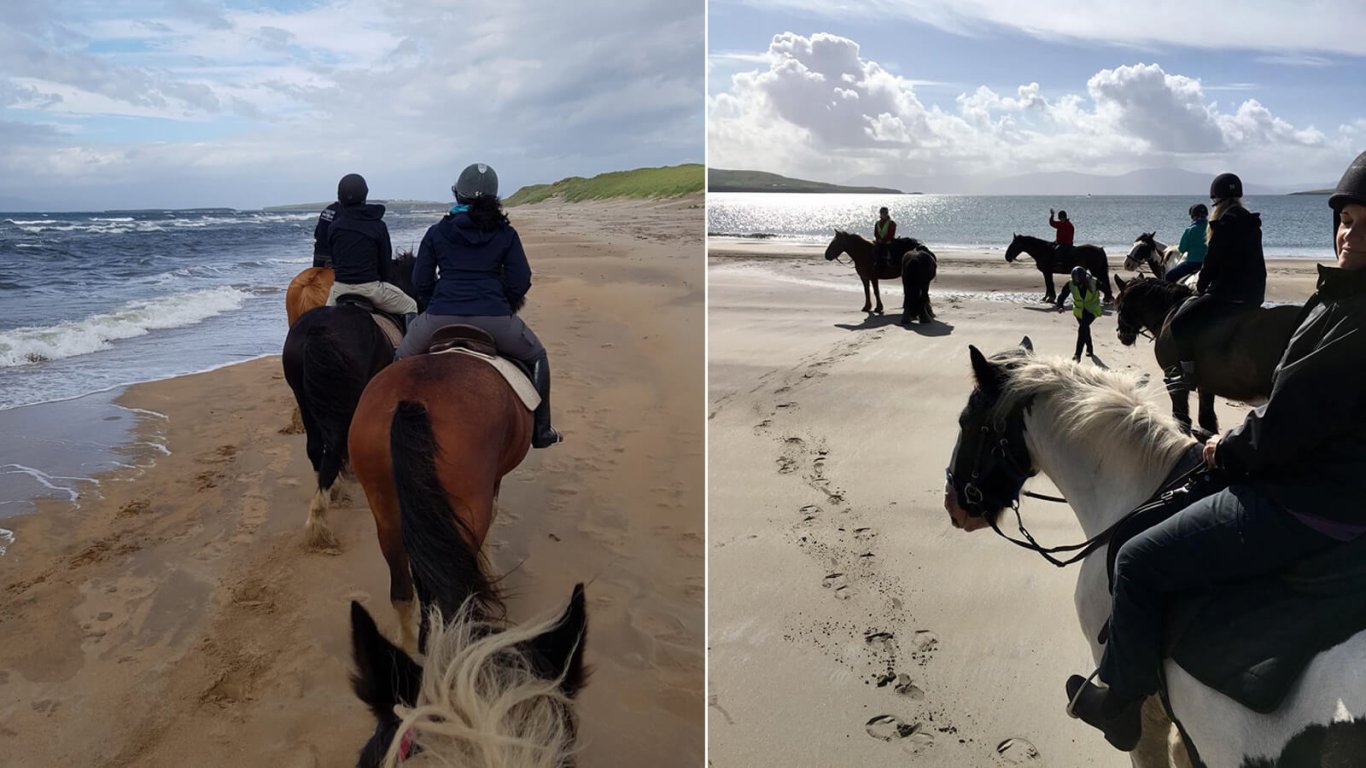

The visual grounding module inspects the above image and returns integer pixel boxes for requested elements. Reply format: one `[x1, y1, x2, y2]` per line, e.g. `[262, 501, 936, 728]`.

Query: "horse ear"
[350, 601, 423, 718]
[525, 583, 590, 697]
[1019, 336, 1034, 354]
[969, 345, 1003, 393]
[1115, 275, 1127, 290]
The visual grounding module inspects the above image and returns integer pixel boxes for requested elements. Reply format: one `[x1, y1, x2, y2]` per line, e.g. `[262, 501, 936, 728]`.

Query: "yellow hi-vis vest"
[1072, 280, 1102, 319]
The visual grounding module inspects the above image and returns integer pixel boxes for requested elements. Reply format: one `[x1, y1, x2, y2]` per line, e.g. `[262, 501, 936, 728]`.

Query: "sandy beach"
[706, 241, 1323, 766]
[0, 197, 704, 767]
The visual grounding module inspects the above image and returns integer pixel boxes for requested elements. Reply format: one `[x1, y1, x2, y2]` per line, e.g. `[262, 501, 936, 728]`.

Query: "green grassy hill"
[504, 164, 703, 207]
[709, 168, 902, 194]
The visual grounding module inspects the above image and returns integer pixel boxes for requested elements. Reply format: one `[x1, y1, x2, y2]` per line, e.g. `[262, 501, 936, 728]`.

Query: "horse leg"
[1168, 385, 1193, 434]
[1197, 389, 1219, 435]
[376, 515, 419, 654]
[860, 276, 872, 313]
[872, 280, 884, 314]
[1043, 272, 1057, 303]
[306, 480, 339, 550]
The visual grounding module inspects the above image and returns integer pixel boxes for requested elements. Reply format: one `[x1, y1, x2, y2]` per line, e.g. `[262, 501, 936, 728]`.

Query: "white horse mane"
[987, 354, 1195, 481]
[382, 598, 582, 768]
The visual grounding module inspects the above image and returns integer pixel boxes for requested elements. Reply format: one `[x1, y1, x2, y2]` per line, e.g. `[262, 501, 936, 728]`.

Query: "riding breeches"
[1168, 295, 1251, 360]
[1098, 485, 1335, 703]
[395, 312, 547, 364]
[327, 281, 418, 315]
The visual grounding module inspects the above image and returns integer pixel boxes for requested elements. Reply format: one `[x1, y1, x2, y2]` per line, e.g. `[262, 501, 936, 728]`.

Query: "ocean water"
[707, 194, 1337, 260]
[0, 206, 444, 522]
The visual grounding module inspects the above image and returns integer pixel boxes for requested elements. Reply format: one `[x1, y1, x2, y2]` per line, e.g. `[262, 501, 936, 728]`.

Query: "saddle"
[334, 294, 404, 348]
[1104, 449, 1366, 713]
[426, 324, 539, 411]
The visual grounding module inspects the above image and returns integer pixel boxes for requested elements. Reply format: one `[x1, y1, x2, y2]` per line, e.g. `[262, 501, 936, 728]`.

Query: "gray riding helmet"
[1330, 151, 1366, 254]
[1210, 172, 1242, 200]
[453, 163, 499, 201]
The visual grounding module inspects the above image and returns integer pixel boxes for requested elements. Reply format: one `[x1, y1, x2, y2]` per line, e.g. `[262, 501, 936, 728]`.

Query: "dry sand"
[0, 196, 704, 767]
[706, 241, 1323, 766]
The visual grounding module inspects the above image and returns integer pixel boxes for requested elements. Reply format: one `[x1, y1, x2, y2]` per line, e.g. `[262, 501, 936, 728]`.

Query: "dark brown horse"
[1113, 275, 1300, 433]
[824, 231, 937, 321]
[1005, 234, 1113, 304]
[348, 397, 586, 767]
[348, 350, 533, 652]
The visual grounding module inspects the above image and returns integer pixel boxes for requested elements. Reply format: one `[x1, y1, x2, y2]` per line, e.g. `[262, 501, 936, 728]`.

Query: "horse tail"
[390, 401, 502, 626]
[301, 320, 364, 492]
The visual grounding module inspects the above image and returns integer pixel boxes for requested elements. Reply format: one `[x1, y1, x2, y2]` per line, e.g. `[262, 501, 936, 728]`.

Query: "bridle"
[1114, 294, 1155, 342]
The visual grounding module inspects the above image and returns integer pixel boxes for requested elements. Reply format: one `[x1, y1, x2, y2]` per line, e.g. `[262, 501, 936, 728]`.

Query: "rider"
[312, 199, 340, 269]
[874, 206, 897, 271]
[1064, 152, 1366, 752]
[1166, 173, 1266, 387]
[1165, 203, 1208, 284]
[324, 173, 418, 324]
[395, 162, 563, 449]
[1049, 209, 1074, 259]
[1056, 265, 1102, 362]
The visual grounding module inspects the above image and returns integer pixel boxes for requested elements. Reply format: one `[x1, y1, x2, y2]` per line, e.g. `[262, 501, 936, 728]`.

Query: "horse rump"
[900, 248, 938, 324]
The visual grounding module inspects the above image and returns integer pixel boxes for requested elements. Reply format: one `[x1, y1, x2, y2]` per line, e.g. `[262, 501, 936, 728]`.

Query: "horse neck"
[1020, 394, 1186, 538]
[1136, 289, 1178, 334]
[1019, 236, 1050, 260]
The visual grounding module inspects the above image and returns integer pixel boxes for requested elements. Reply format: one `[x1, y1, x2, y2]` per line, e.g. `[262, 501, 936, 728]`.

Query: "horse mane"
[380, 598, 582, 768]
[986, 352, 1194, 478]
[834, 229, 869, 244]
[1124, 276, 1193, 304]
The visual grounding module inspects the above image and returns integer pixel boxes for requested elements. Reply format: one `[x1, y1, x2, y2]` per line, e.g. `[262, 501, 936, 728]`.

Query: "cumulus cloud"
[708, 32, 1354, 190]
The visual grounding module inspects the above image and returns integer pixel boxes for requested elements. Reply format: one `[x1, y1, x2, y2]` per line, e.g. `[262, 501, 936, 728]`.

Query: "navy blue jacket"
[412, 213, 531, 317]
[328, 203, 392, 284]
[312, 202, 340, 268]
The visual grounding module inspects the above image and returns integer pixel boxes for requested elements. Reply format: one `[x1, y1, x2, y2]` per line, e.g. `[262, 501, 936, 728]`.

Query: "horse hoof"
[874, 308, 884, 315]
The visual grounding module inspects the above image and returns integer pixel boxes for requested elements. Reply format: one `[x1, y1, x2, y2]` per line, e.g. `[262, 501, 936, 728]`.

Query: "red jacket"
[1049, 216, 1074, 245]
[875, 218, 896, 243]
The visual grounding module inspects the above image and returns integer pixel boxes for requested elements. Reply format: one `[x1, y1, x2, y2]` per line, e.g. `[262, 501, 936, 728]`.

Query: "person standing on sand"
[323, 173, 419, 325]
[312, 199, 340, 268]
[1165, 203, 1209, 284]
[396, 162, 563, 449]
[1064, 151, 1366, 755]
[874, 206, 896, 271]
[1056, 265, 1102, 362]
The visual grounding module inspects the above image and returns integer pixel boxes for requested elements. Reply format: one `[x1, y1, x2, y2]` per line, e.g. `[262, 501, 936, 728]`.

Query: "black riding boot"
[1065, 675, 1142, 752]
[531, 358, 563, 449]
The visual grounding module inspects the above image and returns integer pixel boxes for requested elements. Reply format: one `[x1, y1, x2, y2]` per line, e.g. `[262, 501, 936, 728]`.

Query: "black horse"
[1004, 234, 1113, 304]
[900, 246, 938, 325]
[282, 251, 418, 549]
[825, 231, 938, 320]
[349, 403, 588, 768]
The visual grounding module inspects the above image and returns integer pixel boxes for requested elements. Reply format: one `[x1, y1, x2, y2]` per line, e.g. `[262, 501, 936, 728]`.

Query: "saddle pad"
[371, 315, 404, 349]
[431, 347, 540, 411]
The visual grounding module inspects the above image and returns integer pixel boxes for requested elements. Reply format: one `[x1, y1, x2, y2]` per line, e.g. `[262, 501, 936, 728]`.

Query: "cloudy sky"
[1, 0, 702, 210]
[709, 0, 1366, 193]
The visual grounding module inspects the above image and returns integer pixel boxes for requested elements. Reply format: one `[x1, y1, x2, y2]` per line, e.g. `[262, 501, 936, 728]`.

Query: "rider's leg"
[1167, 295, 1211, 386]
[1074, 485, 1335, 749]
[476, 316, 562, 448]
[1164, 260, 1199, 284]
[393, 311, 445, 360]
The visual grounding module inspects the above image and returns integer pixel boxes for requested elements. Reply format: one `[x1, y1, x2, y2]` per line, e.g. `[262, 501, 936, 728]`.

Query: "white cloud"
[709, 32, 1355, 190]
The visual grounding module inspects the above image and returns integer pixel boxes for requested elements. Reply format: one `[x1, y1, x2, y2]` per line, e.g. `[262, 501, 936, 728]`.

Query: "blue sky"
[0, 0, 703, 210]
[708, 0, 1366, 192]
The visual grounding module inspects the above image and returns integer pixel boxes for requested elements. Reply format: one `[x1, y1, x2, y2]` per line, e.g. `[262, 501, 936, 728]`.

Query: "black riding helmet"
[1330, 151, 1366, 254]
[1210, 172, 1242, 200]
[338, 173, 368, 206]
[1188, 203, 1208, 220]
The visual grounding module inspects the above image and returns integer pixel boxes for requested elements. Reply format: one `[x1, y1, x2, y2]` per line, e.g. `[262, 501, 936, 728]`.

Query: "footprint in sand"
[853, 527, 877, 541]
[777, 456, 798, 474]
[893, 673, 925, 699]
[866, 715, 935, 752]
[912, 629, 939, 653]
[822, 572, 853, 599]
[995, 737, 1041, 764]
[798, 504, 820, 522]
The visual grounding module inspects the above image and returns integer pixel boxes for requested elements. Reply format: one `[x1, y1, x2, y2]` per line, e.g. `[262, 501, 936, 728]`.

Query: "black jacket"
[412, 212, 531, 317]
[1217, 264, 1366, 523]
[1197, 206, 1266, 304]
[312, 202, 340, 267]
[328, 203, 392, 285]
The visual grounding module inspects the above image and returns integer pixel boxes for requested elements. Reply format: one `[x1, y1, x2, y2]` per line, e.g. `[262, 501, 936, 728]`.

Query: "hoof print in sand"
[798, 504, 820, 522]
[822, 572, 852, 599]
[892, 673, 925, 699]
[866, 715, 935, 752]
[911, 629, 938, 653]
[995, 737, 1041, 764]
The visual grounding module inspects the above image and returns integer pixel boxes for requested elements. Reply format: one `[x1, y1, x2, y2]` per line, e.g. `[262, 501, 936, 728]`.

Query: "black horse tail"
[390, 401, 502, 648]
[301, 321, 364, 493]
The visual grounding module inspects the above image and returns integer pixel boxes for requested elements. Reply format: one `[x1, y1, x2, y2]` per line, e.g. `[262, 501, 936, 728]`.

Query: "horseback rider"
[1165, 203, 1208, 284]
[1056, 265, 1102, 362]
[312, 199, 339, 268]
[323, 173, 419, 325]
[1064, 152, 1366, 752]
[1048, 208, 1074, 262]
[874, 206, 897, 271]
[395, 162, 563, 449]
[1165, 173, 1266, 386]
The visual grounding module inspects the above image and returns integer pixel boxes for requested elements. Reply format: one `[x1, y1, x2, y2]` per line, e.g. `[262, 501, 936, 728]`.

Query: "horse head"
[1114, 275, 1141, 346]
[945, 337, 1036, 532]
[1123, 237, 1152, 272]
[350, 585, 589, 768]
[1004, 234, 1023, 263]
[825, 231, 849, 261]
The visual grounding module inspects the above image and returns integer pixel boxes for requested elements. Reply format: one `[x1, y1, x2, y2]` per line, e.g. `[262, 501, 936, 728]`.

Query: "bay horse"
[1123, 233, 1180, 281]
[286, 266, 335, 326]
[349, 401, 587, 768]
[824, 231, 937, 320]
[1005, 234, 1113, 304]
[281, 252, 416, 548]
[1113, 275, 1299, 434]
[348, 347, 534, 652]
[945, 340, 1366, 768]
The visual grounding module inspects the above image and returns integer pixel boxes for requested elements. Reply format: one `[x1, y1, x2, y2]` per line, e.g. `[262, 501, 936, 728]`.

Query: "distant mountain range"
[712, 167, 1333, 196]
[709, 168, 902, 194]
